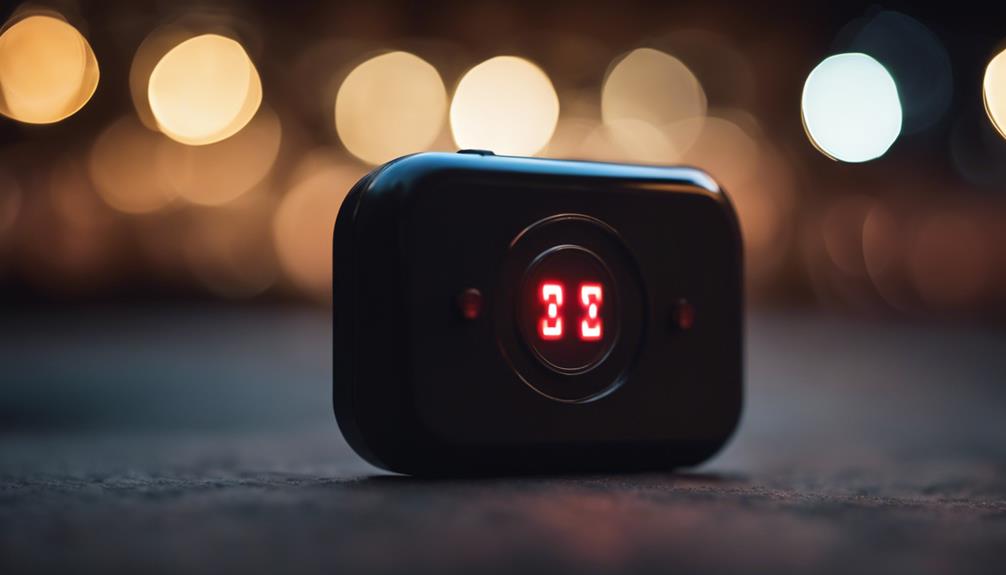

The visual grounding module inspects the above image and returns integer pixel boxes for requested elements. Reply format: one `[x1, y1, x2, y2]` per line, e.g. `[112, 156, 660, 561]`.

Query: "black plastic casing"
[333, 152, 743, 475]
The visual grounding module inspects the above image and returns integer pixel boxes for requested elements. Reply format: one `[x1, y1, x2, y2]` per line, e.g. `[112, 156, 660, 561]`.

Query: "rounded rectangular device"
[333, 151, 743, 475]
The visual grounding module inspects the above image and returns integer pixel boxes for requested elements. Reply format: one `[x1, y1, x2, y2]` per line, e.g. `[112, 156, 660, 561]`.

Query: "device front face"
[333, 152, 742, 475]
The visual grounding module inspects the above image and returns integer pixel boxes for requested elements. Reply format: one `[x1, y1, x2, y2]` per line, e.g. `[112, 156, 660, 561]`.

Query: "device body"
[333, 152, 743, 475]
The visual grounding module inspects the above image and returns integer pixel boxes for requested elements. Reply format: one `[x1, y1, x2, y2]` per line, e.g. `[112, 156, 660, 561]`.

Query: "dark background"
[1, 1, 1005, 573]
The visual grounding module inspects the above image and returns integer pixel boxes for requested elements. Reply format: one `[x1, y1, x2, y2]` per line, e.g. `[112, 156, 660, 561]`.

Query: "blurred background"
[4, 0, 1006, 433]
[2, 0, 1006, 320]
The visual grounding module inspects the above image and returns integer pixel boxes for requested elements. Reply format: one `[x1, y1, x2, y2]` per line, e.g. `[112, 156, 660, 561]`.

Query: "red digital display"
[521, 246, 616, 373]
[537, 281, 604, 342]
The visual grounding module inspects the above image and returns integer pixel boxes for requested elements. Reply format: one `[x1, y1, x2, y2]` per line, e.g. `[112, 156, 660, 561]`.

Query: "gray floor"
[1, 307, 1005, 574]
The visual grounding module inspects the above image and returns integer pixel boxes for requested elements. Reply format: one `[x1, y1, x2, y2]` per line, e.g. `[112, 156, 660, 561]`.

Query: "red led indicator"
[539, 281, 564, 340]
[579, 283, 603, 340]
[457, 288, 483, 320]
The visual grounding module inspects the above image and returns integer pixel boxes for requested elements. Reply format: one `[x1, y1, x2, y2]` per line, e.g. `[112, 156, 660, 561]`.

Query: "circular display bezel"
[497, 214, 646, 403]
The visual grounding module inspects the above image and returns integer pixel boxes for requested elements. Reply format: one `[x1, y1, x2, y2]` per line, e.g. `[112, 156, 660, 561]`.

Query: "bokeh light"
[862, 202, 911, 312]
[273, 153, 364, 299]
[678, 115, 758, 184]
[949, 113, 1006, 188]
[861, 204, 898, 281]
[909, 214, 987, 309]
[601, 48, 706, 154]
[0, 167, 22, 240]
[89, 116, 176, 214]
[129, 25, 193, 131]
[678, 112, 796, 287]
[450, 56, 559, 155]
[49, 157, 109, 226]
[801, 53, 902, 162]
[539, 91, 604, 160]
[582, 119, 678, 164]
[541, 116, 600, 160]
[185, 194, 279, 299]
[23, 156, 121, 292]
[651, 30, 755, 110]
[982, 48, 1006, 140]
[148, 34, 262, 146]
[157, 106, 282, 206]
[336, 51, 447, 165]
[0, 14, 99, 124]
[840, 11, 952, 134]
[821, 195, 873, 277]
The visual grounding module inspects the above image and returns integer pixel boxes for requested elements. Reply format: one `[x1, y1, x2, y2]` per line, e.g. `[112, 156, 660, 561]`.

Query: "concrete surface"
[1, 307, 1004, 574]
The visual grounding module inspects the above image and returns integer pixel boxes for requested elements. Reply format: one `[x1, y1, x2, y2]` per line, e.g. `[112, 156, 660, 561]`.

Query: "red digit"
[579, 283, 603, 341]
[539, 281, 563, 340]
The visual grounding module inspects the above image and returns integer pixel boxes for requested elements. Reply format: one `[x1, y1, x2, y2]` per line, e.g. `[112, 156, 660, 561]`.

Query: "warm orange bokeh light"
[0, 14, 99, 124]
[680, 113, 794, 283]
[602, 48, 706, 155]
[148, 34, 261, 145]
[89, 116, 176, 214]
[0, 167, 21, 238]
[335, 51, 447, 165]
[129, 25, 192, 131]
[450, 56, 559, 155]
[185, 194, 279, 299]
[583, 118, 678, 164]
[273, 155, 364, 299]
[157, 107, 282, 206]
[909, 215, 988, 308]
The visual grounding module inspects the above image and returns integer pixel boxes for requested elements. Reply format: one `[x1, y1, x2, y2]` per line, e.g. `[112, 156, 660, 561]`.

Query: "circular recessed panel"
[497, 214, 645, 403]
[519, 245, 618, 374]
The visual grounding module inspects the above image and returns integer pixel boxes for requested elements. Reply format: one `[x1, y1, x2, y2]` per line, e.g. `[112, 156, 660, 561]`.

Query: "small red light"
[674, 299, 695, 330]
[457, 288, 483, 320]
[579, 283, 603, 340]
[539, 281, 563, 340]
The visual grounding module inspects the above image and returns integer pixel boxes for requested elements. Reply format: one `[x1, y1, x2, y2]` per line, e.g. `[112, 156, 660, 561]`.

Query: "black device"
[333, 151, 743, 475]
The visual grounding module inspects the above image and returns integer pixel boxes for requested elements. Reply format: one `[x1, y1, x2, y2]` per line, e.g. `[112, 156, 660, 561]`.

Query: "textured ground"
[1, 307, 1005, 574]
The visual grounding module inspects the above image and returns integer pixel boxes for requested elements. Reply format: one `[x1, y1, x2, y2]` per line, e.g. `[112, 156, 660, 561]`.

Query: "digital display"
[536, 282, 604, 341]
[520, 246, 617, 373]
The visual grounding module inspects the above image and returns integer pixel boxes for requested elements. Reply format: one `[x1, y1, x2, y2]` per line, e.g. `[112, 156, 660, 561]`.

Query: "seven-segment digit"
[579, 283, 603, 340]
[539, 282, 564, 340]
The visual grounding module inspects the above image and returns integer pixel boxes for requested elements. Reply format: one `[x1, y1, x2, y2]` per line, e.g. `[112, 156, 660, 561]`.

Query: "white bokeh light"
[983, 48, 1006, 140]
[801, 53, 902, 163]
[450, 56, 559, 156]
